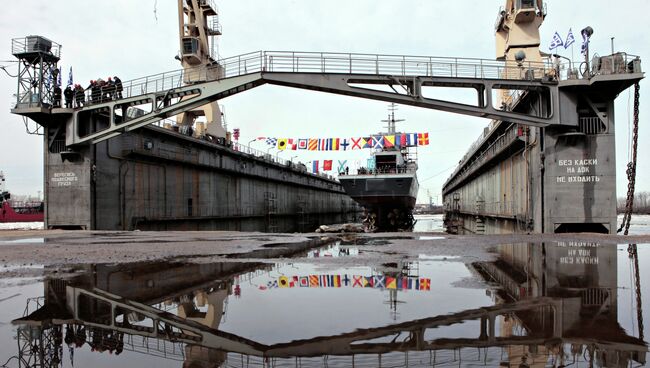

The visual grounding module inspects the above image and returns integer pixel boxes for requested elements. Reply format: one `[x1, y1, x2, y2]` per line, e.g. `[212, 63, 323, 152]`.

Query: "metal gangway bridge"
[18, 50, 587, 147]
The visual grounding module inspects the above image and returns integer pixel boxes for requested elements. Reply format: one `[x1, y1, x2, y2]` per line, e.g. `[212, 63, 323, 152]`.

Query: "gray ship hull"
[339, 173, 418, 210]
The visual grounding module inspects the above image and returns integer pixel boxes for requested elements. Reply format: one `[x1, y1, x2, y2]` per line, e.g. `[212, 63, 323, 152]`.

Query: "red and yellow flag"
[418, 133, 429, 146]
[384, 135, 395, 148]
[308, 139, 318, 151]
[420, 278, 431, 290]
[309, 275, 319, 287]
[386, 276, 397, 289]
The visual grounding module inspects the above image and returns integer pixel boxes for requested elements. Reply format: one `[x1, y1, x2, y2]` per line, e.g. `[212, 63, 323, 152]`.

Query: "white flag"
[67, 66, 73, 87]
[549, 32, 564, 50]
[580, 30, 590, 55]
[564, 29, 575, 49]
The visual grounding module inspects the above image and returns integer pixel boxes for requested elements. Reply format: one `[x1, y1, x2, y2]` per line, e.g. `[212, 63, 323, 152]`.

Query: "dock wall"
[45, 126, 358, 231]
[443, 81, 620, 235]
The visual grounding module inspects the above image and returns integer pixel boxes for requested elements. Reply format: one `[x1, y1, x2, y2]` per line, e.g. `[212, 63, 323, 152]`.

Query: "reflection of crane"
[176, 0, 226, 138]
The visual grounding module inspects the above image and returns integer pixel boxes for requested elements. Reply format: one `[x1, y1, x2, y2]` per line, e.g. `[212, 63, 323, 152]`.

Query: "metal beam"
[261, 73, 560, 127]
[68, 71, 560, 147]
[67, 73, 264, 146]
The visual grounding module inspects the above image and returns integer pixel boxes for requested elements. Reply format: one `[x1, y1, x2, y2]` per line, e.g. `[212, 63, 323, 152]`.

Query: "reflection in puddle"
[418, 254, 459, 261]
[3, 242, 648, 367]
[307, 243, 359, 258]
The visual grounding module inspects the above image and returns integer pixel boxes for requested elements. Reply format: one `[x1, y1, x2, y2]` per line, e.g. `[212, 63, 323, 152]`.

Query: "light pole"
[291, 155, 298, 163]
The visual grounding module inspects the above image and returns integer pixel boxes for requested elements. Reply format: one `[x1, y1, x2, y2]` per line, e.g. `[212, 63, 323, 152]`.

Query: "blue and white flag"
[580, 30, 590, 55]
[44, 66, 51, 89]
[265, 137, 277, 146]
[57, 67, 62, 87]
[564, 29, 575, 49]
[549, 32, 563, 50]
[67, 66, 73, 87]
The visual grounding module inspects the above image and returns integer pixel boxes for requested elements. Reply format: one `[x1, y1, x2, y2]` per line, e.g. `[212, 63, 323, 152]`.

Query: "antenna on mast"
[380, 103, 405, 134]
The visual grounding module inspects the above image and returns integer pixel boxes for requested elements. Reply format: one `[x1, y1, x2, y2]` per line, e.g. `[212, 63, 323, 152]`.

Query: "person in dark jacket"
[53, 85, 62, 108]
[114, 76, 123, 99]
[64, 85, 73, 108]
[105, 77, 116, 100]
[88, 80, 101, 103]
[74, 84, 85, 107]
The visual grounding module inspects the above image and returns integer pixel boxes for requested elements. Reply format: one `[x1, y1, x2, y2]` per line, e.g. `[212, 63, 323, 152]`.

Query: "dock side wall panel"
[47, 127, 357, 231]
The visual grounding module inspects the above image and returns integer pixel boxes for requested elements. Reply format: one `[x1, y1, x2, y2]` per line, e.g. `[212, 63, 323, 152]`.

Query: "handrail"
[11, 36, 62, 58]
[76, 50, 642, 109]
[79, 50, 561, 107]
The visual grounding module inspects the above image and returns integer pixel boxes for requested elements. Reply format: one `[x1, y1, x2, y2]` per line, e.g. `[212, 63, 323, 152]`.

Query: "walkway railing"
[81, 51, 559, 106]
[79, 50, 642, 109]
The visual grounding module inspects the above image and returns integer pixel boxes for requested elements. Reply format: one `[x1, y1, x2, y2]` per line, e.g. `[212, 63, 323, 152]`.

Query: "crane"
[177, 0, 226, 138]
[494, 0, 546, 107]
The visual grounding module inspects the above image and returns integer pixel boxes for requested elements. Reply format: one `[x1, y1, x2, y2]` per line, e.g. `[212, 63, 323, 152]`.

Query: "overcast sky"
[0, 0, 648, 204]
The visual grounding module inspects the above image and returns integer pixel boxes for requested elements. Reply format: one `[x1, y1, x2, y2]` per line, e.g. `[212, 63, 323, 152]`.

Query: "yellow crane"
[495, 0, 546, 106]
[176, 0, 226, 138]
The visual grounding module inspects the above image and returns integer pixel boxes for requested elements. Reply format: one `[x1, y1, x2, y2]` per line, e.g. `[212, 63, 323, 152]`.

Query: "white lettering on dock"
[555, 157, 599, 184]
[51, 172, 79, 187]
[557, 241, 599, 265]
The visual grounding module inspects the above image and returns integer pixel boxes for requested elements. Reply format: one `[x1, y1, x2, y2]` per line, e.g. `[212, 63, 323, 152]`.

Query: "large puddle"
[0, 241, 648, 367]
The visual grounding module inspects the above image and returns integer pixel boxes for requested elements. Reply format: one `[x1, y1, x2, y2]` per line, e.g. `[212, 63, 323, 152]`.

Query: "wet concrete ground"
[0, 216, 649, 367]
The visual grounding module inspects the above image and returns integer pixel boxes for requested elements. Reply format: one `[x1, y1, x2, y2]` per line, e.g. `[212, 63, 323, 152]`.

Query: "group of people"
[61, 84, 87, 108]
[57, 76, 123, 108]
[64, 324, 125, 355]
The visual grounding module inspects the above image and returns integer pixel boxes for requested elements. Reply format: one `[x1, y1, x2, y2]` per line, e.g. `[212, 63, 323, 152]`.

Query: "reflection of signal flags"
[309, 275, 319, 287]
[400, 277, 409, 290]
[279, 276, 289, 288]
[333, 275, 341, 287]
[353, 275, 363, 287]
[299, 276, 309, 287]
[374, 275, 386, 288]
[420, 278, 431, 290]
[364, 276, 373, 288]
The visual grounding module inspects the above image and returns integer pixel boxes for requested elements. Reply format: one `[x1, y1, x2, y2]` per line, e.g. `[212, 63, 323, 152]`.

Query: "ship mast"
[176, 0, 226, 138]
[381, 103, 404, 135]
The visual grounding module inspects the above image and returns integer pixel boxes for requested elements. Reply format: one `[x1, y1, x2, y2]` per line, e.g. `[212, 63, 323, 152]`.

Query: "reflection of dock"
[475, 242, 647, 367]
[19, 284, 642, 353]
[12, 252, 648, 367]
